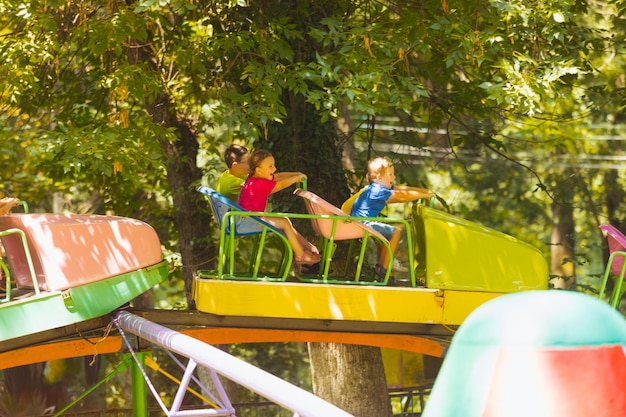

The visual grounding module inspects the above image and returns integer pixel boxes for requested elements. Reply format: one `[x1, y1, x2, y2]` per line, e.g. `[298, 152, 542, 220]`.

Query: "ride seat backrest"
[294, 189, 388, 242]
[0, 214, 162, 291]
[599, 224, 626, 276]
[197, 186, 285, 237]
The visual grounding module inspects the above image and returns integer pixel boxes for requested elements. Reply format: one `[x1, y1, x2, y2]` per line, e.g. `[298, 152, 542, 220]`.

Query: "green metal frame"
[294, 213, 403, 286]
[0, 227, 39, 303]
[0, 261, 168, 341]
[0, 260, 9, 299]
[210, 209, 421, 286]
[599, 250, 626, 308]
[218, 209, 294, 281]
[53, 356, 137, 417]
[200, 185, 435, 287]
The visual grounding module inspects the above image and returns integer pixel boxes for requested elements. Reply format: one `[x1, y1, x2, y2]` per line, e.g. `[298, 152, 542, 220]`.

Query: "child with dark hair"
[215, 144, 250, 202]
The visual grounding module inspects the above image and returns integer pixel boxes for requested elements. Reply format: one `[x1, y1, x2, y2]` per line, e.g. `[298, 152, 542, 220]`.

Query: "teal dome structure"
[422, 290, 626, 417]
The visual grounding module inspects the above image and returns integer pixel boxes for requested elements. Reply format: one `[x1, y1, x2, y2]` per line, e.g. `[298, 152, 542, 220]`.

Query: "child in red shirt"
[239, 150, 320, 265]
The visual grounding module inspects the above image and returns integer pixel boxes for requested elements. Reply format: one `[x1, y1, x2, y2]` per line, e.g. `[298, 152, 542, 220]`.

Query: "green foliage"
[2, 0, 626, 410]
[0, 382, 48, 417]
[229, 343, 311, 390]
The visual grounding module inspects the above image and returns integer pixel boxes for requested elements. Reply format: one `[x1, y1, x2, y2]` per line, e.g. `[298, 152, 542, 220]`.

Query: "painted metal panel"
[413, 205, 549, 292]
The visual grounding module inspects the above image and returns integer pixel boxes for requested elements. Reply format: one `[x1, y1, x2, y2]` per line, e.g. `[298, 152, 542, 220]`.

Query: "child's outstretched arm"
[272, 172, 307, 193]
[388, 185, 435, 204]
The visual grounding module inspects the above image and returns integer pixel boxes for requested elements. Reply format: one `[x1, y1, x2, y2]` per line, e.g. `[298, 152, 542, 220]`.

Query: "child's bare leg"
[265, 217, 304, 257]
[379, 227, 401, 268]
[295, 232, 318, 254]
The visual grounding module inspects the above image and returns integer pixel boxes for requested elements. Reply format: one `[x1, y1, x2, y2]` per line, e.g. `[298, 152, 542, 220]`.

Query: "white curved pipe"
[114, 311, 353, 417]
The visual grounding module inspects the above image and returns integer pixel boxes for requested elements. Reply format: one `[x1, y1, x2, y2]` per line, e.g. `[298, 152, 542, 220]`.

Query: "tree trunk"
[308, 343, 393, 417]
[126, 38, 214, 309]
[605, 169, 626, 230]
[150, 94, 214, 309]
[337, 101, 358, 180]
[550, 199, 576, 289]
[266, 94, 391, 417]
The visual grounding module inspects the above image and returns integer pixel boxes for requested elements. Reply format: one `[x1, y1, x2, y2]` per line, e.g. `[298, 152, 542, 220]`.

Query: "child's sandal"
[295, 251, 320, 265]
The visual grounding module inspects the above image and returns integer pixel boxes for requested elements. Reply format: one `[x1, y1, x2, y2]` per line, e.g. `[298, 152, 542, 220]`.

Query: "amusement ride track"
[0, 307, 453, 370]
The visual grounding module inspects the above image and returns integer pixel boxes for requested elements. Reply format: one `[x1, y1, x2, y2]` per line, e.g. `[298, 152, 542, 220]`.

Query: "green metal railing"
[0, 227, 40, 302]
[197, 184, 437, 287]
[214, 209, 409, 285]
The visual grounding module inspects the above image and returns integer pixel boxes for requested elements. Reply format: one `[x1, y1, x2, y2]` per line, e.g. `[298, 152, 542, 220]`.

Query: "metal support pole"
[132, 352, 148, 417]
[53, 357, 132, 417]
[114, 310, 353, 417]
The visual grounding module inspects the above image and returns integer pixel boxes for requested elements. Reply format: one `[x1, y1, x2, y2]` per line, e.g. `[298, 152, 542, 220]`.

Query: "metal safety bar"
[599, 250, 626, 308]
[0, 227, 40, 300]
[225, 210, 416, 286]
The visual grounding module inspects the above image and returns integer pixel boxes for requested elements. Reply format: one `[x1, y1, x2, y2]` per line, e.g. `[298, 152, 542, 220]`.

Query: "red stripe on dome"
[482, 345, 626, 417]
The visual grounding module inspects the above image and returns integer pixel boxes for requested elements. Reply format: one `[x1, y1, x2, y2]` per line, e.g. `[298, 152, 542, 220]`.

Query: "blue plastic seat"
[197, 186, 292, 280]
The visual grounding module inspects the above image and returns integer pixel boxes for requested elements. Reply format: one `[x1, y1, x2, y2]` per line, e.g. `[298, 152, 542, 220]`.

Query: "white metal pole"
[114, 311, 354, 417]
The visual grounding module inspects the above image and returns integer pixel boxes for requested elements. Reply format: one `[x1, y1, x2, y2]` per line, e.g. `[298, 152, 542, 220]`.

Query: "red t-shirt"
[238, 176, 276, 212]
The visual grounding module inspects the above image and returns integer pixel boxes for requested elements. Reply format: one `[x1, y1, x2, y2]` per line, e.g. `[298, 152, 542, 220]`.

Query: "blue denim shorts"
[362, 221, 396, 240]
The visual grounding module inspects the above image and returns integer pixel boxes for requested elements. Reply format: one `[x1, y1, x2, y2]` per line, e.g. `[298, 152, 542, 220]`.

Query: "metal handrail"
[219, 209, 416, 286]
[0, 228, 40, 298]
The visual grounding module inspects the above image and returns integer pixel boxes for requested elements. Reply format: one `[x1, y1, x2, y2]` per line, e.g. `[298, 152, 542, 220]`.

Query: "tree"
[309, 343, 392, 417]
[2, 0, 626, 415]
[204, 2, 393, 414]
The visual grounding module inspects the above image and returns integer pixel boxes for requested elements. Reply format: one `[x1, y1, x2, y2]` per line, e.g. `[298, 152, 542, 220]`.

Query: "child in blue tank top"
[350, 157, 435, 279]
